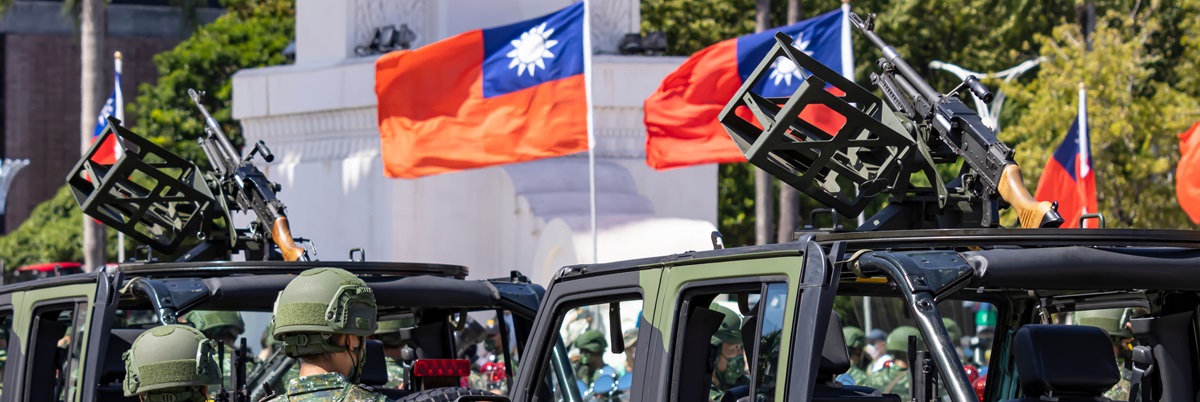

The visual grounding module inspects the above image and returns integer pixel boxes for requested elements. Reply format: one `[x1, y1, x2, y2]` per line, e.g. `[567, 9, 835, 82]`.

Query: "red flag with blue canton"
[90, 69, 123, 164]
[376, 2, 588, 179]
[1034, 87, 1097, 228]
[644, 8, 849, 170]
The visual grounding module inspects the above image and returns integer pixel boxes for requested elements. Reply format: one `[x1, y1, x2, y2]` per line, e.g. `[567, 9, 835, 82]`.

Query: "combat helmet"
[710, 303, 742, 345]
[271, 267, 378, 357]
[1076, 308, 1133, 338]
[574, 329, 608, 353]
[843, 326, 866, 350]
[886, 326, 923, 354]
[375, 316, 415, 347]
[184, 310, 245, 340]
[123, 324, 221, 399]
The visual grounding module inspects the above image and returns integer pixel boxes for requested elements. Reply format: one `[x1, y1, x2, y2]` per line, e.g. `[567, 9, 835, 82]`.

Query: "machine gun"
[66, 88, 309, 261]
[215, 338, 253, 402]
[247, 345, 297, 401]
[718, 12, 1064, 230]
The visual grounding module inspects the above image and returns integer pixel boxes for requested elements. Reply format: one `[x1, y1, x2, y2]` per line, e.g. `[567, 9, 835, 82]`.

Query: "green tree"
[0, 0, 296, 271]
[1001, 3, 1199, 228]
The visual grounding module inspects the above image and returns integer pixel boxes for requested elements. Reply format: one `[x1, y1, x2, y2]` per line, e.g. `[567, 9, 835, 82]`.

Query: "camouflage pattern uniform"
[266, 372, 389, 402]
[385, 356, 406, 388]
[574, 329, 614, 388]
[1076, 309, 1134, 401]
[708, 304, 749, 402]
[862, 326, 921, 396]
[842, 326, 868, 385]
[122, 324, 222, 402]
[1104, 365, 1132, 401]
[264, 267, 389, 402]
[374, 319, 411, 388]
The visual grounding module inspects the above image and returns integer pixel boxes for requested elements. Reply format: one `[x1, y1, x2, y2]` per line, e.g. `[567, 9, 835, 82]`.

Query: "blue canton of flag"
[481, 2, 585, 99]
[92, 71, 123, 138]
[735, 8, 844, 97]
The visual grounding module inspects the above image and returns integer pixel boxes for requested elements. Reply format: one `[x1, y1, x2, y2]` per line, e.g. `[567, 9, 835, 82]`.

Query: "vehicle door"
[651, 241, 837, 402]
[7, 272, 108, 402]
[0, 289, 14, 402]
[508, 265, 663, 402]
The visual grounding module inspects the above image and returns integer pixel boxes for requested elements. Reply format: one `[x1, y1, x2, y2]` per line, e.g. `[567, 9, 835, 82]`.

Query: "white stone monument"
[232, 0, 718, 283]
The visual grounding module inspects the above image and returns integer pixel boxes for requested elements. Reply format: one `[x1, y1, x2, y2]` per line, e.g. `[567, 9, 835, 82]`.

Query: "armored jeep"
[493, 11, 1198, 402]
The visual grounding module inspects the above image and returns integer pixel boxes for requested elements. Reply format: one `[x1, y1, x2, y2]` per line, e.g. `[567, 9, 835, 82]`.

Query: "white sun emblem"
[768, 33, 813, 86]
[507, 23, 559, 77]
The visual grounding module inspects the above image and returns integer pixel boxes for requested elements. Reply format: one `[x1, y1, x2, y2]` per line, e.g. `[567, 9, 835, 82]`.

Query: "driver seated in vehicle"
[574, 329, 617, 391]
[709, 304, 749, 402]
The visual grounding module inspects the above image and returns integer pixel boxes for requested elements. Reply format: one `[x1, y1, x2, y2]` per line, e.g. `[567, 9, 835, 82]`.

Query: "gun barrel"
[849, 13, 941, 105]
[188, 88, 242, 168]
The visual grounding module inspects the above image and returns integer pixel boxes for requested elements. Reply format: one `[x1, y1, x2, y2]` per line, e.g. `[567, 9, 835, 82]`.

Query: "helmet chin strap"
[345, 335, 365, 382]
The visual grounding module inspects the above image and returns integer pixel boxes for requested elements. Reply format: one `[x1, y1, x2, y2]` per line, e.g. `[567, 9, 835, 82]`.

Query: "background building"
[233, 0, 719, 282]
[1, 0, 221, 232]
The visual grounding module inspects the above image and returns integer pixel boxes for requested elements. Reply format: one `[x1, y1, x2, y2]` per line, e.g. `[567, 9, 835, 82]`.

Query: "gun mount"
[719, 13, 1063, 231]
[66, 89, 308, 262]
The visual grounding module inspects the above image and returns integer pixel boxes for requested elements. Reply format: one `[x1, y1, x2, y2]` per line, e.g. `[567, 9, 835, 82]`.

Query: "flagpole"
[115, 51, 125, 262]
[1077, 82, 1089, 228]
[583, 0, 598, 263]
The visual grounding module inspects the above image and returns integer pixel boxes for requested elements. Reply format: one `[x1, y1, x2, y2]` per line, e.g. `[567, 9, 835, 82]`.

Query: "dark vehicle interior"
[90, 269, 543, 401]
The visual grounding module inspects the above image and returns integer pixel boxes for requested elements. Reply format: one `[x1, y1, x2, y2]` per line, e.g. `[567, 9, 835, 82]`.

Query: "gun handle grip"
[998, 165, 1065, 228]
[271, 217, 308, 261]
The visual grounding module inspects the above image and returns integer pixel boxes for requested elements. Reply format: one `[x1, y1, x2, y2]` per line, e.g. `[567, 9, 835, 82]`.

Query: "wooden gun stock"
[998, 165, 1064, 228]
[271, 217, 308, 261]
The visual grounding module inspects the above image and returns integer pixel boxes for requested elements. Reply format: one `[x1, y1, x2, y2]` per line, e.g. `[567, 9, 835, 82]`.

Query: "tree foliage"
[0, 0, 295, 270]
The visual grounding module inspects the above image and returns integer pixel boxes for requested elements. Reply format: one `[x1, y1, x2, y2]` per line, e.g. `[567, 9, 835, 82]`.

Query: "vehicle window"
[0, 310, 12, 397]
[458, 309, 521, 395]
[752, 283, 788, 402]
[672, 289, 760, 402]
[534, 298, 642, 402]
[28, 302, 86, 402]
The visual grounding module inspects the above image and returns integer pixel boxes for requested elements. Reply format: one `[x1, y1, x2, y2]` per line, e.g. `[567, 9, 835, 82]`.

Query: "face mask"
[719, 354, 746, 385]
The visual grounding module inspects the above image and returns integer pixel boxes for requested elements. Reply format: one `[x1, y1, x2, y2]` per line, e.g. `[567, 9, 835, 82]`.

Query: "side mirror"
[455, 397, 510, 402]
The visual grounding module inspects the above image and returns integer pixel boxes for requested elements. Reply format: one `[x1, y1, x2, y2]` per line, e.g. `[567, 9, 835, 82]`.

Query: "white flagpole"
[583, 0, 598, 263]
[1077, 82, 1089, 228]
[840, 0, 854, 81]
[115, 51, 126, 263]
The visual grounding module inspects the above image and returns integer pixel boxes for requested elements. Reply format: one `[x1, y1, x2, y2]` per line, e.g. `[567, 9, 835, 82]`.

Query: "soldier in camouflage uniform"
[842, 326, 869, 385]
[183, 309, 249, 394]
[709, 304, 749, 402]
[470, 319, 508, 394]
[862, 326, 921, 396]
[373, 318, 411, 388]
[264, 267, 391, 402]
[1077, 309, 1134, 401]
[574, 329, 616, 388]
[122, 324, 222, 402]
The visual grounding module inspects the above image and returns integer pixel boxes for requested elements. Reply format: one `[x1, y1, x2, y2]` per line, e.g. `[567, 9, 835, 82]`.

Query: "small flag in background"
[90, 62, 123, 164]
[1035, 85, 1097, 228]
[1175, 122, 1200, 223]
[375, 2, 588, 179]
[643, 7, 851, 170]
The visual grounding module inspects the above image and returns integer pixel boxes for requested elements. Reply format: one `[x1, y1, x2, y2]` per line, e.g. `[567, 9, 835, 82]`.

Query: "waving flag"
[90, 63, 123, 164]
[644, 6, 852, 170]
[376, 2, 588, 179]
[1035, 85, 1097, 228]
[1176, 123, 1200, 223]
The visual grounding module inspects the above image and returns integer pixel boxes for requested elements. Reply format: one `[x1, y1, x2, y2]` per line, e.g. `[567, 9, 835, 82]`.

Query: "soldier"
[1076, 309, 1134, 401]
[373, 319, 410, 388]
[862, 326, 921, 396]
[264, 267, 391, 402]
[865, 328, 892, 372]
[573, 329, 616, 389]
[183, 309, 248, 393]
[122, 324, 222, 402]
[709, 304, 749, 402]
[470, 319, 508, 393]
[842, 326, 869, 385]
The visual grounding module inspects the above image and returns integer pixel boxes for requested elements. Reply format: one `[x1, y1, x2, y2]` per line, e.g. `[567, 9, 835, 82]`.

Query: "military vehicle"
[471, 12, 1200, 402]
[0, 90, 545, 402]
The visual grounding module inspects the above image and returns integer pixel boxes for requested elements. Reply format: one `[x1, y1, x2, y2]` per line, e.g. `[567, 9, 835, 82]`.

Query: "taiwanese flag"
[1034, 86, 1097, 228]
[644, 7, 851, 170]
[90, 68, 123, 164]
[376, 2, 588, 179]
[1175, 122, 1200, 223]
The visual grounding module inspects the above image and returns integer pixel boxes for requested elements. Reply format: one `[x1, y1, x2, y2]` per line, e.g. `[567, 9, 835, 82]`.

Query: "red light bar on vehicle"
[411, 359, 470, 377]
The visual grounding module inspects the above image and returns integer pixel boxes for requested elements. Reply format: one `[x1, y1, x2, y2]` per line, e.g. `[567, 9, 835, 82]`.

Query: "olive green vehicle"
[488, 11, 1200, 402]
